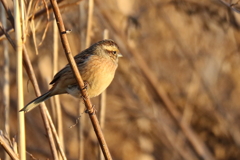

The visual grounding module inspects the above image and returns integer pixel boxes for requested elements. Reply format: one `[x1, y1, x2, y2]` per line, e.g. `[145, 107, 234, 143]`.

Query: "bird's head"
[92, 39, 122, 62]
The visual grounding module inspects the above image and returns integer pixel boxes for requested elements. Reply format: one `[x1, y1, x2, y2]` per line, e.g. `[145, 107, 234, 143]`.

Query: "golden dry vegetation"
[1, 0, 240, 160]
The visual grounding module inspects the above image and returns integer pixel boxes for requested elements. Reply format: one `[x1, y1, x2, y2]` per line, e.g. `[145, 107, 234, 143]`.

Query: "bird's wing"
[49, 53, 92, 85]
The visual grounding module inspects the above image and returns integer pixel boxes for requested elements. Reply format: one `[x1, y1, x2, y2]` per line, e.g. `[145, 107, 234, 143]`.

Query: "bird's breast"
[81, 56, 118, 97]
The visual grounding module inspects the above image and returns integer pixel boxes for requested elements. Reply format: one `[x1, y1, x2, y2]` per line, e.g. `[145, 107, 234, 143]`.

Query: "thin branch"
[49, 0, 112, 159]
[218, 0, 240, 13]
[29, 0, 39, 55]
[0, 14, 59, 160]
[38, 0, 50, 46]
[0, 131, 19, 160]
[0, 0, 84, 41]
[0, 0, 14, 28]
[23, 47, 59, 160]
[0, 22, 15, 47]
[46, 112, 67, 160]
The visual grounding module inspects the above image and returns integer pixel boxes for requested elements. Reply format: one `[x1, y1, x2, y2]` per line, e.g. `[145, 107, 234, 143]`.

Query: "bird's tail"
[19, 91, 52, 113]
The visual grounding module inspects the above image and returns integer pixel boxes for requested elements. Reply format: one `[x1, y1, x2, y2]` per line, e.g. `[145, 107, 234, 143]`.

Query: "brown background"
[1, 0, 240, 159]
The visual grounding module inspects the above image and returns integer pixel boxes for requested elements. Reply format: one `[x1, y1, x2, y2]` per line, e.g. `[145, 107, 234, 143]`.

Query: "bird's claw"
[85, 105, 97, 115]
[82, 82, 88, 91]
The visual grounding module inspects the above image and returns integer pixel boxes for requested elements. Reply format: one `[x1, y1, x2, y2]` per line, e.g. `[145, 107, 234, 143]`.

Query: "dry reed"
[78, 1, 86, 160]
[1, 0, 240, 160]
[0, 1, 62, 159]
[98, 29, 109, 160]
[1, 3, 10, 160]
[14, 0, 26, 159]
[49, 0, 112, 159]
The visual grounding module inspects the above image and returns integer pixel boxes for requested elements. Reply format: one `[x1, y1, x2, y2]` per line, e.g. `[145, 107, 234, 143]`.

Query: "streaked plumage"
[20, 39, 122, 113]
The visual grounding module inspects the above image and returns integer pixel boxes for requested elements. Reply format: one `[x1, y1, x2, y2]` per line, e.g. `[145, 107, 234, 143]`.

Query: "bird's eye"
[113, 51, 117, 54]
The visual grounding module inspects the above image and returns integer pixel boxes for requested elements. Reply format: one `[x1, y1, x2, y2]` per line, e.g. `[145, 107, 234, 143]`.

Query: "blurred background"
[1, 0, 240, 159]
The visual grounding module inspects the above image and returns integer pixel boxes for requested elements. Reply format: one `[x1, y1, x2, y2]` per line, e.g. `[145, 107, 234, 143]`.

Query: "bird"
[20, 39, 122, 113]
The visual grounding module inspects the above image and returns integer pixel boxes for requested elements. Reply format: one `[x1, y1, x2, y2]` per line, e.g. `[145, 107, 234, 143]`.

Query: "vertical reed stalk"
[20, 0, 25, 42]
[0, 2, 60, 157]
[1, 3, 10, 160]
[53, 14, 65, 159]
[78, 1, 87, 160]
[79, 1, 86, 50]
[78, 103, 85, 160]
[85, 0, 94, 47]
[98, 29, 109, 160]
[14, 0, 25, 159]
[99, 29, 109, 128]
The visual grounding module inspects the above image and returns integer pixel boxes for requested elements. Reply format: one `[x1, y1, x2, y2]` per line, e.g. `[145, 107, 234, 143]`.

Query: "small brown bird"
[20, 39, 122, 113]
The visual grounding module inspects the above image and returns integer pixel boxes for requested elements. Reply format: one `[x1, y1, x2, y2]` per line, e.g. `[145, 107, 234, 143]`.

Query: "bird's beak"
[118, 53, 123, 58]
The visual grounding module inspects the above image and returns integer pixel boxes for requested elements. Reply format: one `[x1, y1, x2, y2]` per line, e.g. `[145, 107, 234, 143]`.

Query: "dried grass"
[1, 0, 240, 159]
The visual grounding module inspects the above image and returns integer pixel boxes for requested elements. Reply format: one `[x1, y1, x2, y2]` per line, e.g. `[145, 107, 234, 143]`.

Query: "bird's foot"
[82, 81, 88, 91]
[85, 105, 97, 115]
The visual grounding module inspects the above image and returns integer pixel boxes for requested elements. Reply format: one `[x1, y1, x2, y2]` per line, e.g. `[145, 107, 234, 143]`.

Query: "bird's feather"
[19, 91, 52, 113]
